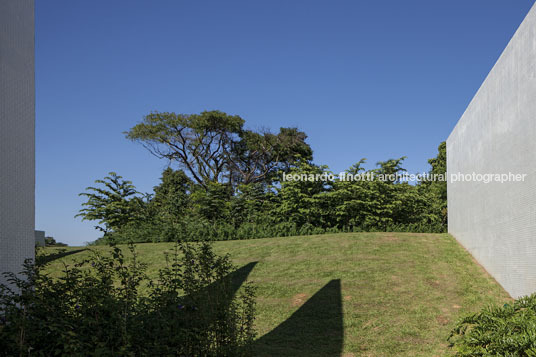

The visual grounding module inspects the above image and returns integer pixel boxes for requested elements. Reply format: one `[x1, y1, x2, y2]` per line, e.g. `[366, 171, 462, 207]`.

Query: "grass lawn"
[42, 232, 510, 356]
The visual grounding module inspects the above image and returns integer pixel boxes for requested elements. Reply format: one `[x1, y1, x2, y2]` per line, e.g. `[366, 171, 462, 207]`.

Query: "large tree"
[229, 126, 313, 185]
[126, 111, 243, 188]
[125, 110, 312, 188]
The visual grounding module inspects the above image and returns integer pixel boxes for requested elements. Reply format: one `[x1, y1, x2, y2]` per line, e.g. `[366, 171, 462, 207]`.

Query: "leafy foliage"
[80, 110, 448, 243]
[228, 126, 313, 185]
[125, 111, 312, 188]
[0, 243, 256, 356]
[152, 167, 191, 221]
[449, 294, 536, 356]
[76, 172, 148, 234]
[422, 141, 448, 226]
[44, 236, 67, 247]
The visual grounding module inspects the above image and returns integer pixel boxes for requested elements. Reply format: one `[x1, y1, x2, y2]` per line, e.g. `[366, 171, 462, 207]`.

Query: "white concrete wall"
[447, 3, 536, 298]
[0, 0, 35, 283]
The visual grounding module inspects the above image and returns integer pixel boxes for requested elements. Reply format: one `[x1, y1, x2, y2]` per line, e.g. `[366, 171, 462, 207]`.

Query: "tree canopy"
[79, 111, 448, 244]
[125, 111, 312, 188]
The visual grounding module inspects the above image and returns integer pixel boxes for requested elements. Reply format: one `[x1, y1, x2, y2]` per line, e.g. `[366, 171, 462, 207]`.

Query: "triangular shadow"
[35, 248, 87, 265]
[205, 261, 257, 297]
[253, 279, 344, 356]
[227, 261, 258, 296]
[184, 261, 258, 308]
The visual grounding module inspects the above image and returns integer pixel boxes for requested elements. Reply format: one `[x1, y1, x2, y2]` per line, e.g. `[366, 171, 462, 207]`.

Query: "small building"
[35, 230, 45, 247]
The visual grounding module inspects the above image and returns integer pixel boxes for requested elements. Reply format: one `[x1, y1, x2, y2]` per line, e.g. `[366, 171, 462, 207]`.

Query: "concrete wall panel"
[0, 0, 35, 283]
[447, 4, 536, 298]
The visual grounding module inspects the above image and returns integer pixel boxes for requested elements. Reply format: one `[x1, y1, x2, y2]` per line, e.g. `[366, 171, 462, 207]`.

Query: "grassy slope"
[42, 233, 510, 356]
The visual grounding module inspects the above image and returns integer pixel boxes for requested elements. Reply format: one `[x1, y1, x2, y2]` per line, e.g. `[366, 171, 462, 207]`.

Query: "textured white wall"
[0, 0, 35, 283]
[447, 4, 536, 298]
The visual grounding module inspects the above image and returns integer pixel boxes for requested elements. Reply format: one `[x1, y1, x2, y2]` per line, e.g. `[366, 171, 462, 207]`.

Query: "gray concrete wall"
[0, 0, 35, 283]
[447, 3, 536, 298]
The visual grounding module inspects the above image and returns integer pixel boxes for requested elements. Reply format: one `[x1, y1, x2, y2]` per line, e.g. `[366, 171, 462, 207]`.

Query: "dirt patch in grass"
[436, 315, 450, 326]
[291, 293, 308, 307]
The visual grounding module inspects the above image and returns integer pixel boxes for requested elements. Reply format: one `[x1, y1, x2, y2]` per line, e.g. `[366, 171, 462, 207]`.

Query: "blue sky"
[36, 0, 535, 245]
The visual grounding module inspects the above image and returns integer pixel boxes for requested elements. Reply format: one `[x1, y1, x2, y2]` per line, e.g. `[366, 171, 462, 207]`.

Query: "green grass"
[42, 232, 510, 356]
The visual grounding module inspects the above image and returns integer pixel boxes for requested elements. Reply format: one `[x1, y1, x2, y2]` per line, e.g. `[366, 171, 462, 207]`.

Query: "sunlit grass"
[42, 232, 510, 356]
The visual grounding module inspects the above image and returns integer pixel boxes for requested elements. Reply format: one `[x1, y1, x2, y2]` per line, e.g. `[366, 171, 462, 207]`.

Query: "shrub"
[0, 242, 256, 356]
[448, 294, 536, 356]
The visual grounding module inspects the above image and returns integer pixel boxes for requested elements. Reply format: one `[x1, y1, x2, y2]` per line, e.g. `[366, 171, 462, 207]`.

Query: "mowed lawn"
[42, 233, 510, 356]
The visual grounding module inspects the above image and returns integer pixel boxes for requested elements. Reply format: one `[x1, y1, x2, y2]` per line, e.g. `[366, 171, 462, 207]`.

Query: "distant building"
[447, 4, 536, 298]
[0, 0, 35, 282]
[35, 230, 45, 247]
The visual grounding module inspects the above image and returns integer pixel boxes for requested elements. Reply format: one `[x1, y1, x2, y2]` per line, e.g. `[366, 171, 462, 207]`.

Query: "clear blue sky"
[36, 0, 535, 245]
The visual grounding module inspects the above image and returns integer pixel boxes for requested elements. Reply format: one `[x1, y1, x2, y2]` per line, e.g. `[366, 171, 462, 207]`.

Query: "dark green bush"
[82, 141, 449, 245]
[99, 217, 446, 245]
[449, 294, 536, 356]
[0, 242, 256, 356]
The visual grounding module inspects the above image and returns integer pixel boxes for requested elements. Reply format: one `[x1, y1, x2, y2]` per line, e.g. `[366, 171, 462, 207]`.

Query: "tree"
[76, 172, 146, 234]
[125, 110, 312, 189]
[422, 141, 447, 226]
[229, 127, 313, 185]
[44, 236, 67, 247]
[231, 182, 276, 227]
[329, 159, 371, 228]
[190, 182, 232, 222]
[274, 162, 331, 227]
[152, 168, 192, 221]
[126, 111, 243, 189]
[374, 157, 407, 183]
[426, 141, 447, 201]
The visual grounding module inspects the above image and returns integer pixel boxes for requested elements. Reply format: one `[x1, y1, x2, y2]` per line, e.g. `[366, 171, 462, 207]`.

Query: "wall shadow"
[253, 279, 344, 356]
[184, 261, 258, 306]
[205, 261, 257, 296]
[36, 249, 87, 265]
[227, 261, 258, 295]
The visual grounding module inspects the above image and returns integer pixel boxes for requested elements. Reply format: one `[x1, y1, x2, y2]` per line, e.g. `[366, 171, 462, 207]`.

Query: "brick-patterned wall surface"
[447, 4, 536, 298]
[0, 0, 35, 283]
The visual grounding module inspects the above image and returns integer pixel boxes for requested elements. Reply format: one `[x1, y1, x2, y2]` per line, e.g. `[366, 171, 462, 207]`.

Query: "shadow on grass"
[196, 263, 343, 356]
[205, 261, 258, 298]
[253, 279, 343, 356]
[182, 261, 258, 313]
[227, 261, 258, 295]
[36, 249, 87, 265]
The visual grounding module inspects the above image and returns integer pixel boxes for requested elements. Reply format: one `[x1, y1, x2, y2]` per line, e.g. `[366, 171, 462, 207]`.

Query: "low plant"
[0, 242, 256, 356]
[449, 294, 536, 356]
